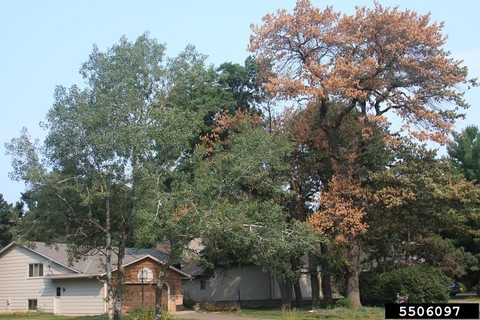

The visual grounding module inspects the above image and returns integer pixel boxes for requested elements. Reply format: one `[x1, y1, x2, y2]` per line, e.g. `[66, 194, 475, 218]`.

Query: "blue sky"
[1, 0, 479, 204]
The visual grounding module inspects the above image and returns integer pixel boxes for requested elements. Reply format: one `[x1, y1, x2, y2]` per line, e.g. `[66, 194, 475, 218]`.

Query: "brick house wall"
[120, 257, 185, 311]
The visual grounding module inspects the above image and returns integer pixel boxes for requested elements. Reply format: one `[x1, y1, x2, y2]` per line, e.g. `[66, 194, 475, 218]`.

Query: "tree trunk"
[293, 279, 303, 308]
[320, 242, 333, 308]
[105, 198, 115, 320]
[346, 235, 362, 308]
[113, 235, 126, 320]
[477, 277, 480, 297]
[308, 252, 320, 309]
[277, 276, 293, 309]
[155, 269, 165, 320]
[322, 273, 333, 307]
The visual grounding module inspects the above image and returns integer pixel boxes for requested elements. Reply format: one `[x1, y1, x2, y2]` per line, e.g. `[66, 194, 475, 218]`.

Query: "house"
[121, 249, 190, 312]
[182, 264, 317, 308]
[0, 241, 190, 315]
[181, 239, 320, 307]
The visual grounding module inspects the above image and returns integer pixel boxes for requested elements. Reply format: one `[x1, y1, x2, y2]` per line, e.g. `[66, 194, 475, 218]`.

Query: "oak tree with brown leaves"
[249, 0, 476, 307]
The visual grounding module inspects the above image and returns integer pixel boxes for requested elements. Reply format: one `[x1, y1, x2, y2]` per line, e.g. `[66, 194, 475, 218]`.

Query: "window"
[56, 287, 61, 297]
[28, 299, 38, 310]
[200, 279, 206, 290]
[28, 263, 43, 277]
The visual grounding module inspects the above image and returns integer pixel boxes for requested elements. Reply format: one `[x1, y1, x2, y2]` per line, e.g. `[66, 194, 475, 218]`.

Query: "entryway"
[54, 286, 62, 314]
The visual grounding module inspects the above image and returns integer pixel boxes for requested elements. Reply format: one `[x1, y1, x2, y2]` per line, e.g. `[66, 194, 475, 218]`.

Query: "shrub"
[335, 298, 354, 309]
[201, 300, 216, 312]
[360, 266, 450, 306]
[182, 291, 196, 310]
[126, 307, 173, 320]
[359, 271, 382, 306]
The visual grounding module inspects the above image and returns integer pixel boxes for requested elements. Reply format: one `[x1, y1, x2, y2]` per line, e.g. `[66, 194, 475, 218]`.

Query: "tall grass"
[281, 306, 298, 320]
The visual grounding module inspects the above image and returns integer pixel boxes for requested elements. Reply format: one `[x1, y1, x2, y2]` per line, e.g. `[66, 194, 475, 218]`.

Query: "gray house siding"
[50, 278, 106, 315]
[182, 265, 315, 303]
[183, 266, 272, 302]
[0, 244, 105, 315]
[0, 245, 68, 312]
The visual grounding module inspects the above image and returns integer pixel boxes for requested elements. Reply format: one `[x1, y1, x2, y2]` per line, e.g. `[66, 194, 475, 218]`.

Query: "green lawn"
[3, 298, 479, 320]
[0, 313, 106, 320]
[450, 295, 480, 303]
[215, 307, 386, 320]
[0, 308, 385, 320]
[166, 297, 480, 320]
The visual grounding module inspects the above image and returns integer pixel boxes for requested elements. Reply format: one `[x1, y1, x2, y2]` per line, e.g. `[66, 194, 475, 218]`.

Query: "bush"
[335, 298, 354, 309]
[126, 307, 173, 320]
[183, 291, 196, 310]
[201, 300, 216, 312]
[359, 271, 382, 306]
[360, 266, 450, 306]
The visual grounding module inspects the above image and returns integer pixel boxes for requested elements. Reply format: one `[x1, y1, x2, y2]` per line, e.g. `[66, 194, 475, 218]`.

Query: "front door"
[54, 287, 61, 314]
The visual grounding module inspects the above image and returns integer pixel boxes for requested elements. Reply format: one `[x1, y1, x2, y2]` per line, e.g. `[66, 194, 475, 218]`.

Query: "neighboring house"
[0, 241, 190, 315]
[181, 239, 319, 307]
[182, 264, 317, 307]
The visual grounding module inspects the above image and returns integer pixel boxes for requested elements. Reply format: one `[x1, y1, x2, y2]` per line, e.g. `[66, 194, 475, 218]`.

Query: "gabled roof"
[0, 241, 92, 274]
[0, 241, 190, 278]
[124, 247, 169, 265]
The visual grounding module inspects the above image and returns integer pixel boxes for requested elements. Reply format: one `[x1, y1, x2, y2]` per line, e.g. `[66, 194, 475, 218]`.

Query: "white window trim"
[28, 263, 44, 278]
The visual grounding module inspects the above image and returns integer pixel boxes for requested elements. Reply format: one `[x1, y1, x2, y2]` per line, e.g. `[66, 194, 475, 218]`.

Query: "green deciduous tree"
[131, 45, 238, 320]
[8, 39, 240, 320]
[217, 56, 265, 111]
[190, 111, 318, 308]
[6, 33, 167, 320]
